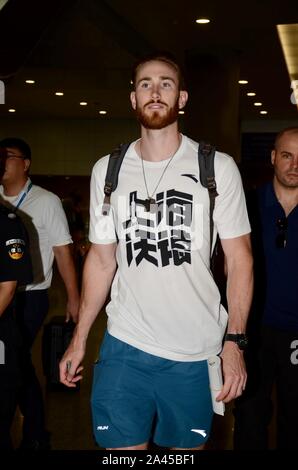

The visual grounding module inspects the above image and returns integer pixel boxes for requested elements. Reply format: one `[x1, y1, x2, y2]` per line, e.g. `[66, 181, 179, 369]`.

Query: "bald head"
[271, 127, 298, 190]
[274, 127, 298, 151]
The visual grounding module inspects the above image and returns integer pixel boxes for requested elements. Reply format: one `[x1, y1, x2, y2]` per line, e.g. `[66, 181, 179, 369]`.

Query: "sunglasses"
[276, 217, 287, 249]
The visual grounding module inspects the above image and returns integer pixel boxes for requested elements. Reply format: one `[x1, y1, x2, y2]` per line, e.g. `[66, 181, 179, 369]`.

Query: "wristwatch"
[225, 333, 248, 350]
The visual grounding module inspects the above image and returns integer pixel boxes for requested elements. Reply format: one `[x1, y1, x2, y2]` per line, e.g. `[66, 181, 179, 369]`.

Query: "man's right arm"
[59, 241, 117, 387]
[0, 280, 17, 316]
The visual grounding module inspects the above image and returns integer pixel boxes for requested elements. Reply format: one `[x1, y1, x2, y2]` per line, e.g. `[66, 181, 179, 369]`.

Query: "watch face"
[238, 336, 248, 350]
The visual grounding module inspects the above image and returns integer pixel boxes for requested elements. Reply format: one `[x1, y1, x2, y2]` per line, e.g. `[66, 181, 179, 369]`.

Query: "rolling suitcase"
[42, 315, 76, 389]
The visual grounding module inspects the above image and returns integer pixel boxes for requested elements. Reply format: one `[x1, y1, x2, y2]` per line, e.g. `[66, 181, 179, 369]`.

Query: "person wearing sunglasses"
[234, 127, 298, 450]
[0, 137, 80, 449]
[0, 148, 32, 448]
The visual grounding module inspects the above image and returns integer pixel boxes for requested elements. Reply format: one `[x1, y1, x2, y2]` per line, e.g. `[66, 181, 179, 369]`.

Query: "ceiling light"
[196, 18, 210, 24]
[238, 80, 248, 84]
[247, 92, 256, 96]
[55, 91, 64, 96]
[254, 102, 262, 106]
[8, 108, 16, 112]
[99, 110, 107, 114]
[277, 24, 298, 77]
[178, 110, 185, 114]
[260, 110, 268, 114]
[25, 79, 35, 84]
[79, 101, 88, 106]
[0, 1, 9, 11]
[277, 24, 298, 111]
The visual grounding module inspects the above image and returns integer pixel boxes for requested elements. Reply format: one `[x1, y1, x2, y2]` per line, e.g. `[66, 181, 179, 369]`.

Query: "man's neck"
[273, 178, 298, 216]
[2, 177, 29, 197]
[138, 124, 181, 162]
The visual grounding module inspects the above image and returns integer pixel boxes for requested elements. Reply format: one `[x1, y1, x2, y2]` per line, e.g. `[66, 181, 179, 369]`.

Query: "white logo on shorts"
[191, 429, 207, 437]
[97, 425, 109, 431]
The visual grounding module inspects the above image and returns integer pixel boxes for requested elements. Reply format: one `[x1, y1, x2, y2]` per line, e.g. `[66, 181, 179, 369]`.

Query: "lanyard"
[14, 181, 33, 209]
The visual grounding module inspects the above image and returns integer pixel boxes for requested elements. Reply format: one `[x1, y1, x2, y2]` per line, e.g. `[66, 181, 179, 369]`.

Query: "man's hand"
[216, 341, 247, 403]
[59, 342, 85, 388]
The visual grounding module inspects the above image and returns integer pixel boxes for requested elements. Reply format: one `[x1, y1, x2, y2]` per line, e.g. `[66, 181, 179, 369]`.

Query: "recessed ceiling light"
[179, 110, 185, 114]
[238, 80, 248, 84]
[79, 101, 88, 106]
[260, 110, 268, 114]
[254, 102, 262, 106]
[8, 108, 16, 112]
[196, 18, 210, 24]
[55, 91, 64, 96]
[247, 92, 256, 96]
[25, 79, 35, 84]
[99, 110, 107, 114]
[0, 1, 9, 12]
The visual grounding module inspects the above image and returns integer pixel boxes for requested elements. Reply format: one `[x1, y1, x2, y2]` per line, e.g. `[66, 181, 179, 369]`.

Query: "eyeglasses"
[276, 217, 287, 249]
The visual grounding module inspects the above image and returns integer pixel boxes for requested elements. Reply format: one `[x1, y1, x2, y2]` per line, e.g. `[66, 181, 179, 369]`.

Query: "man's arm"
[53, 244, 80, 322]
[216, 233, 253, 403]
[0, 280, 17, 317]
[59, 242, 117, 388]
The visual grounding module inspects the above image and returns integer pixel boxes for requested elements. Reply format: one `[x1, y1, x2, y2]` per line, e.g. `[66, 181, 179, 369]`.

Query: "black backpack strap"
[102, 142, 131, 215]
[198, 141, 218, 260]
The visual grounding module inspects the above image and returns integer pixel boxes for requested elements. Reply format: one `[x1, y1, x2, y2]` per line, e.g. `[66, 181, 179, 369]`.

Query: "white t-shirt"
[89, 135, 251, 361]
[0, 179, 72, 290]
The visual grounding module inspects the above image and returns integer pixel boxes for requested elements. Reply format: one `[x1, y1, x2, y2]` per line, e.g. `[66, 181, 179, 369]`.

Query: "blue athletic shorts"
[91, 332, 213, 449]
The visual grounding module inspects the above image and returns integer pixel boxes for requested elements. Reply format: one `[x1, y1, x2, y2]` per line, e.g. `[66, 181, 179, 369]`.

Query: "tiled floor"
[10, 269, 258, 450]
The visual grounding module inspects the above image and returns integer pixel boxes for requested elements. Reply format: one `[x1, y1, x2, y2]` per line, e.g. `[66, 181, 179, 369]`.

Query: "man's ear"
[24, 159, 31, 172]
[178, 90, 188, 109]
[271, 150, 276, 166]
[130, 91, 136, 110]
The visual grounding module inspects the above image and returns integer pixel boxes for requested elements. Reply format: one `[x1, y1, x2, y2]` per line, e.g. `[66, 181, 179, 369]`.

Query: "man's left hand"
[216, 341, 247, 403]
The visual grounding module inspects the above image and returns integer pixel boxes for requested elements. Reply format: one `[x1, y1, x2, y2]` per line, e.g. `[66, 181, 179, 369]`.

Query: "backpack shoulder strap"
[102, 142, 131, 215]
[198, 141, 218, 260]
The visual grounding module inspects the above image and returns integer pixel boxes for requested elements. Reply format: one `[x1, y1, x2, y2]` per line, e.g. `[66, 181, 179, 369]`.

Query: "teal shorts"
[91, 332, 213, 449]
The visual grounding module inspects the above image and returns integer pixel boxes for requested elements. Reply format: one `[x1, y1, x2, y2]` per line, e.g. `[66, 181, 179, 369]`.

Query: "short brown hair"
[131, 51, 185, 90]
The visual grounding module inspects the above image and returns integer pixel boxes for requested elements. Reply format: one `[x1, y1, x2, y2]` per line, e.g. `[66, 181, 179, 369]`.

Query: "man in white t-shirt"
[60, 52, 253, 450]
[0, 137, 80, 449]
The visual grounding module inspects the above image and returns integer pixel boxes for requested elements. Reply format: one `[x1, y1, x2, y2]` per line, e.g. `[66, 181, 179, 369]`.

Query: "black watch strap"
[225, 333, 248, 350]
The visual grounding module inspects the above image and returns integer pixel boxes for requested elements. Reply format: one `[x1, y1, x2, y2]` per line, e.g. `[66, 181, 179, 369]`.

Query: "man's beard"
[135, 99, 179, 130]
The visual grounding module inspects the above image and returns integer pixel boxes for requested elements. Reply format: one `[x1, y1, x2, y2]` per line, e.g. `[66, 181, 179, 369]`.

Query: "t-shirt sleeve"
[0, 216, 33, 285]
[213, 154, 251, 239]
[42, 194, 73, 247]
[89, 158, 117, 245]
